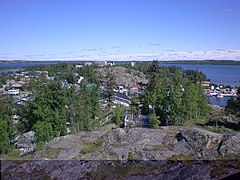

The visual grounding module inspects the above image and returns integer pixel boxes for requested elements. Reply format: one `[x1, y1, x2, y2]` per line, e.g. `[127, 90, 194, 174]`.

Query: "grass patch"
[97, 123, 117, 132]
[184, 117, 209, 127]
[5, 149, 20, 160]
[2, 149, 34, 160]
[81, 139, 103, 154]
[41, 147, 65, 158]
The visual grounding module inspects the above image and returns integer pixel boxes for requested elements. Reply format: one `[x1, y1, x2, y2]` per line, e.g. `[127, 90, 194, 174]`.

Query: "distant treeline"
[161, 60, 240, 65]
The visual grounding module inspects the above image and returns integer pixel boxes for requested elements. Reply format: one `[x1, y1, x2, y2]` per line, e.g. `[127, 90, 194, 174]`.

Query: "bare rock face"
[174, 128, 223, 159]
[174, 128, 240, 160]
[32, 127, 240, 161]
[218, 133, 240, 158]
[100, 127, 180, 160]
[96, 66, 148, 87]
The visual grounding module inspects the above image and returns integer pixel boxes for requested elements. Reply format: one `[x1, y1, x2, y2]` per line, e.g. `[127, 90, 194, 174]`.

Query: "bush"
[81, 139, 103, 154]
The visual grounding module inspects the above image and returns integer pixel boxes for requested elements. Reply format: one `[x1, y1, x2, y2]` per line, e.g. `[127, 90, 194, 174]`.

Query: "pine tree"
[150, 112, 160, 129]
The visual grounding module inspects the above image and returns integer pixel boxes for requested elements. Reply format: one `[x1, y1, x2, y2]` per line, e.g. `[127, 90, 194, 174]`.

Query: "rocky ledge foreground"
[2, 127, 240, 179]
[33, 127, 240, 160]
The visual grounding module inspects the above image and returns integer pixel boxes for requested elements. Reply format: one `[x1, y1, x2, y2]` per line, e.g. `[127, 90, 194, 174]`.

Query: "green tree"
[150, 112, 160, 129]
[142, 61, 209, 126]
[0, 120, 10, 154]
[105, 68, 116, 107]
[113, 106, 124, 127]
[33, 121, 53, 145]
[226, 87, 240, 117]
[0, 97, 14, 154]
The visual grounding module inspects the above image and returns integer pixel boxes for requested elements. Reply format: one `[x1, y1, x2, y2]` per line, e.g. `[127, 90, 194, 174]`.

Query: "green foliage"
[4, 149, 20, 160]
[0, 72, 13, 88]
[105, 68, 116, 105]
[142, 60, 210, 126]
[19, 65, 100, 146]
[33, 121, 53, 145]
[24, 62, 97, 84]
[226, 87, 240, 117]
[0, 97, 14, 154]
[20, 81, 67, 137]
[113, 105, 124, 127]
[81, 139, 103, 154]
[0, 120, 10, 154]
[150, 113, 160, 129]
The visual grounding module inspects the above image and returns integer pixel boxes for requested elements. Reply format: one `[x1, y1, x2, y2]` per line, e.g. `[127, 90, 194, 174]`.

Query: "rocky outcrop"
[3, 127, 240, 179]
[174, 128, 223, 159]
[0, 160, 214, 179]
[218, 133, 240, 158]
[96, 66, 148, 87]
[3, 159, 240, 179]
[101, 127, 180, 160]
[209, 105, 240, 130]
[32, 127, 240, 161]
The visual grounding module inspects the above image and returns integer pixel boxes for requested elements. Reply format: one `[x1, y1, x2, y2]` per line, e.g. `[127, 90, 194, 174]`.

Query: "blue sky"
[1, 0, 240, 61]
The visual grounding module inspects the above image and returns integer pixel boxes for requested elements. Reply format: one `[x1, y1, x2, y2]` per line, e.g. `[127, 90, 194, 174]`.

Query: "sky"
[1, 0, 240, 61]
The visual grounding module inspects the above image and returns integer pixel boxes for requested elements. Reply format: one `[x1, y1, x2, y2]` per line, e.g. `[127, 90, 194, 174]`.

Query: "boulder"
[218, 133, 240, 158]
[174, 128, 223, 159]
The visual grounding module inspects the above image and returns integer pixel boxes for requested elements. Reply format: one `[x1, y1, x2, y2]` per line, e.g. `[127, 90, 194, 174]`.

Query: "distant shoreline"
[1, 60, 240, 65]
[161, 60, 240, 65]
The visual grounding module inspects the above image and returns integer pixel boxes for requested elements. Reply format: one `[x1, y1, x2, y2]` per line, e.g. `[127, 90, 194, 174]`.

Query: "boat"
[216, 92, 224, 98]
[209, 92, 218, 96]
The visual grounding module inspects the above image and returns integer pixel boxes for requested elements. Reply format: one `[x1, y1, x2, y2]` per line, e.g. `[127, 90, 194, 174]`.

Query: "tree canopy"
[142, 61, 210, 126]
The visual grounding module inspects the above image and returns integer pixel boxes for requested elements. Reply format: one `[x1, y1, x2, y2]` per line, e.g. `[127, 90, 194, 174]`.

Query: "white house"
[8, 89, 20, 95]
[75, 65, 83, 68]
[113, 92, 131, 107]
[77, 76, 84, 84]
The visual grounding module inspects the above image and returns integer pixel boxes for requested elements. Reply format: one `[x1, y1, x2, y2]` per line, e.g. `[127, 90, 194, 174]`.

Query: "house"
[75, 64, 83, 68]
[77, 76, 84, 84]
[130, 84, 142, 95]
[11, 83, 22, 89]
[8, 89, 20, 95]
[130, 61, 136, 67]
[201, 81, 210, 89]
[96, 61, 107, 67]
[118, 86, 128, 95]
[113, 92, 131, 107]
[84, 62, 93, 66]
[14, 97, 29, 108]
[107, 62, 115, 66]
[14, 131, 36, 155]
[47, 76, 55, 81]
[61, 80, 72, 89]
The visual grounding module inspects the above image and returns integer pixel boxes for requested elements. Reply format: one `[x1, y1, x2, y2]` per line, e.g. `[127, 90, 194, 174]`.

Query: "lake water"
[207, 96, 232, 107]
[162, 64, 240, 87]
[0, 62, 58, 73]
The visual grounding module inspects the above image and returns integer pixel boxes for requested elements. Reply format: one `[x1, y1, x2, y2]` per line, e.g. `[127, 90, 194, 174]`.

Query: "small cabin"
[14, 131, 36, 155]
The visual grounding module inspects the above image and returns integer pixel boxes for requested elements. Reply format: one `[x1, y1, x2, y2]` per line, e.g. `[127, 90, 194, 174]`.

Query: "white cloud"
[1, 49, 240, 61]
